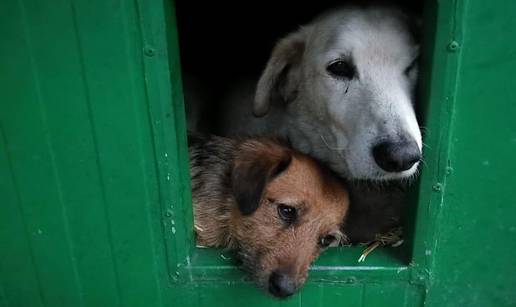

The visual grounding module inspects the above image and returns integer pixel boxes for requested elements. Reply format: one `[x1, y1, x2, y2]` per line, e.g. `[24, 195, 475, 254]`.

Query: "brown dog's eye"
[319, 234, 338, 248]
[277, 204, 297, 224]
[327, 60, 356, 79]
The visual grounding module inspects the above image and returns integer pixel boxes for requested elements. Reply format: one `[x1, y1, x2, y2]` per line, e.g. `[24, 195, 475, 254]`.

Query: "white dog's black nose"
[372, 139, 421, 173]
[268, 271, 296, 298]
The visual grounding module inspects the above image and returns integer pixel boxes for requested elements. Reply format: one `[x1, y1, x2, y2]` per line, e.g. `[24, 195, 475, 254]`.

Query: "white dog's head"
[254, 6, 422, 180]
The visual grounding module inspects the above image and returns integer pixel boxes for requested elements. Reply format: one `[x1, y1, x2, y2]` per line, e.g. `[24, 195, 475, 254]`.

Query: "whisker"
[320, 134, 345, 151]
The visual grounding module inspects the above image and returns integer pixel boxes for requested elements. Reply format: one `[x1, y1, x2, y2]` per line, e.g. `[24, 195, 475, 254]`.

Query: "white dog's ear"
[253, 29, 307, 117]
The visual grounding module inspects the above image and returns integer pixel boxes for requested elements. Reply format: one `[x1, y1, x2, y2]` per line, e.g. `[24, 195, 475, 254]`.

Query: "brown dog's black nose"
[268, 271, 296, 298]
[372, 139, 421, 172]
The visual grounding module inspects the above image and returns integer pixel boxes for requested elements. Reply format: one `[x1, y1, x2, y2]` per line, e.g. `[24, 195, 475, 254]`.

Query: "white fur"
[219, 6, 421, 180]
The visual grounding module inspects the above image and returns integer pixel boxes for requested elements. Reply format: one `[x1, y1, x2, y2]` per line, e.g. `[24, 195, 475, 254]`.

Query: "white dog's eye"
[327, 60, 356, 79]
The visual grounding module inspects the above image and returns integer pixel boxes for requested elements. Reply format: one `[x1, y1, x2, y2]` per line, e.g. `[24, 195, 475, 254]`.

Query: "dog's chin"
[374, 163, 420, 181]
[348, 162, 420, 182]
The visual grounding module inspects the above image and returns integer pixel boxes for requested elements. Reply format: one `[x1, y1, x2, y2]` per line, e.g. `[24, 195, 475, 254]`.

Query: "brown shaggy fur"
[189, 134, 349, 296]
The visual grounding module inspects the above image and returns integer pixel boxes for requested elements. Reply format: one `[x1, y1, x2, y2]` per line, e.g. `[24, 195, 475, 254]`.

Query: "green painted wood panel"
[424, 1, 516, 306]
[1, 0, 515, 306]
[0, 0, 173, 306]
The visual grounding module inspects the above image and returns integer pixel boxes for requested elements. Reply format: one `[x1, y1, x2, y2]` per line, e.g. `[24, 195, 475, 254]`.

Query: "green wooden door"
[1, 0, 515, 306]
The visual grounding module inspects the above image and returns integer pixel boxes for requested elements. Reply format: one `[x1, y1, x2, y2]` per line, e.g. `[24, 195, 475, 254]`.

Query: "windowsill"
[182, 245, 411, 283]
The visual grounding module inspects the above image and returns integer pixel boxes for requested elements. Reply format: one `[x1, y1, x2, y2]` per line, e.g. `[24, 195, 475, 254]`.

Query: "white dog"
[220, 5, 421, 181]
[213, 5, 422, 242]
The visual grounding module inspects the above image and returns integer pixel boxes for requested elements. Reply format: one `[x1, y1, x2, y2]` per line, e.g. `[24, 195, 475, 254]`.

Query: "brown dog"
[189, 134, 349, 297]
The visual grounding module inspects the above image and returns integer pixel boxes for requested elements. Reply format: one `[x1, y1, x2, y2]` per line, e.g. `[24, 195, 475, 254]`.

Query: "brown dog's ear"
[231, 140, 292, 215]
[253, 27, 308, 117]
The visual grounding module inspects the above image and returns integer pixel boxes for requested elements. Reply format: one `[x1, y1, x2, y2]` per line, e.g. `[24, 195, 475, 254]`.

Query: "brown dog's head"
[230, 139, 349, 298]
